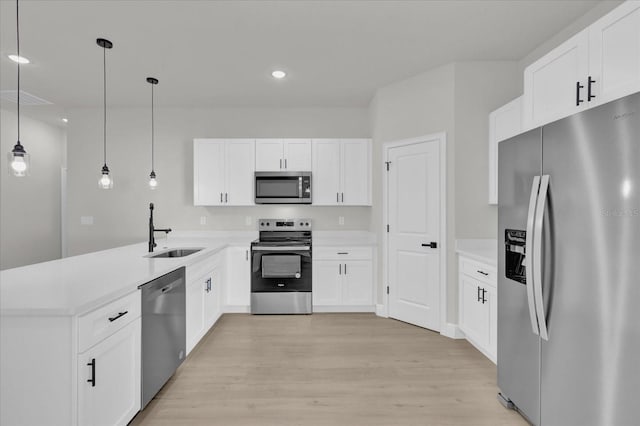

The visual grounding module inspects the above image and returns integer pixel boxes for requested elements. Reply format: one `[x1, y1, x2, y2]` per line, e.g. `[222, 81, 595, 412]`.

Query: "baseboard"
[312, 305, 375, 313]
[375, 304, 387, 317]
[440, 322, 465, 339]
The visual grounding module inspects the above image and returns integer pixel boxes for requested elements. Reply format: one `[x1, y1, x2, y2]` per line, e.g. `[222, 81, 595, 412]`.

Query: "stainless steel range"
[250, 219, 312, 314]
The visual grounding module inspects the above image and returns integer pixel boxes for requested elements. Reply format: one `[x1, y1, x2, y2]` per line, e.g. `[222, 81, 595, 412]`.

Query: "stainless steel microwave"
[255, 172, 311, 204]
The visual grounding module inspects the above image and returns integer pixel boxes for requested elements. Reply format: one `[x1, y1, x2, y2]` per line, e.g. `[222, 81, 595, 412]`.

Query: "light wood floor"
[130, 313, 526, 426]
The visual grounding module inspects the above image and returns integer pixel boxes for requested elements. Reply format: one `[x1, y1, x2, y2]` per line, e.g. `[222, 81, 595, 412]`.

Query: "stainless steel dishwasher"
[139, 267, 186, 408]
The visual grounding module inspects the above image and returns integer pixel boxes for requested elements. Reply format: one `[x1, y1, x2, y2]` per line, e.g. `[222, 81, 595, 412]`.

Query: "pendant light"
[146, 77, 159, 189]
[7, 0, 30, 177]
[97, 38, 113, 189]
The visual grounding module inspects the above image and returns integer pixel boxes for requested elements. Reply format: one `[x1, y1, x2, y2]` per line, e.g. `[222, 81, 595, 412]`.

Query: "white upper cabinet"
[312, 139, 371, 206]
[488, 96, 523, 205]
[255, 139, 312, 171]
[523, 1, 640, 129]
[523, 30, 589, 129]
[193, 139, 255, 206]
[588, 1, 640, 105]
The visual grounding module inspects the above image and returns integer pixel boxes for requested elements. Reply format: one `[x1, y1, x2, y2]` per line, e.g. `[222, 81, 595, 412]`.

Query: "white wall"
[369, 61, 521, 323]
[0, 108, 66, 269]
[65, 106, 371, 255]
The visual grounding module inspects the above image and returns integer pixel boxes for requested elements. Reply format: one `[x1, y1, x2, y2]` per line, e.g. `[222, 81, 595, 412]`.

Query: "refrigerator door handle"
[533, 174, 550, 341]
[526, 176, 541, 336]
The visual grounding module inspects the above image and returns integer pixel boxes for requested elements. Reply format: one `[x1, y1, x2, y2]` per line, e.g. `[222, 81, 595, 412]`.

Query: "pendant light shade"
[7, 0, 30, 177]
[97, 38, 113, 189]
[147, 77, 159, 190]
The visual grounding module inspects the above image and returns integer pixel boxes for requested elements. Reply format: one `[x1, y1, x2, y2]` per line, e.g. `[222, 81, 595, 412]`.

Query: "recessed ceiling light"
[8, 54, 30, 64]
[62, 118, 68, 123]
[271, 70, 286, 79]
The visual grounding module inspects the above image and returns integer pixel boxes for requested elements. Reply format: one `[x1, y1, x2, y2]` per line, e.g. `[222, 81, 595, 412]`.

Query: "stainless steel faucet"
[149, 203, 172, 252]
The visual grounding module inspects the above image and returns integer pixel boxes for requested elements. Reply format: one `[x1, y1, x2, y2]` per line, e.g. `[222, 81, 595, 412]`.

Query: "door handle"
[587, 76, 596, 101]
[576, 81, 584, 106]
[526, 176, 541, 336]
[533, 175, 550, 341]
[421, 242, 437, 248]
[87, 358, 96, 387]
[339, 264, 342, 275]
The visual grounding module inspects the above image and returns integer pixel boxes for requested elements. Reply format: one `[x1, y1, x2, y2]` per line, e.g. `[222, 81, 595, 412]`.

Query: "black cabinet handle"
[336, 192, 339, 203]
[576, 81, 584, 106]
[341, 193, 344, 202]
[587, 76, 596, 101]
[280, 159, 283, 169]
[482, 288, 488, 304]
[87, 358, 96, 387]
[285, 159, 287, 169]
[344, 264, 347, 275]
[477, 286, 482, 302]
[220, 193, 223, 203]
[476, 270, 489, 276]
[337, 252, 349, 255]
[225, 193, 228, 203]
[339, 264, 342, 275]
[422, 242, 438, 248]
[108, 311, 128, 322]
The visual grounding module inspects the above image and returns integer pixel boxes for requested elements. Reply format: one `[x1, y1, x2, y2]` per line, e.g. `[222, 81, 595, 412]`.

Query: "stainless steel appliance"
[251, 219, 312, 314]
[255, 171, 311, 204]
[139, 267, 186, 408]
[497, 92, 640, 425]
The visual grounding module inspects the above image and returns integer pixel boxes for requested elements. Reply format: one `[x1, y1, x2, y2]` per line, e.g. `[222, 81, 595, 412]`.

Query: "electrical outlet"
[245, 216, 252, 226]
[339, 216, 345, 226]
[80, 216, 94, 225]
[200, 216, 207, 225]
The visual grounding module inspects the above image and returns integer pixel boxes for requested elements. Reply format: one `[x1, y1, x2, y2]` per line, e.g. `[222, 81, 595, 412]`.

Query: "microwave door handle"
[526, 176, 541, 336]
[533, 174, 550, 341]
[299, 177, 303, 198]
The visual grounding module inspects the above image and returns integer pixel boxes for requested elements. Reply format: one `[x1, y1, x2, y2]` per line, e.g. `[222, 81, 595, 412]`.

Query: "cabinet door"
[186, 277, 205, 354]
[459, 275, 490, 350]
[203, 267, 220, 330]
[589, 1, 640, 105]
[78, 319, 141, 426]
[226, 246, 251, 307]
[342, 260, 373, 306]
[341, 139, 371, 205]
[312, 260, 343, 306]
[255, 139, 284, 171]
[488, 97, 523, 205]
[225, 139, 255, 206]
[283, 139, 312, 171]
[194, 139, 225, 206]
[312, 139, 341, 205]
[523, 30, 589, 129]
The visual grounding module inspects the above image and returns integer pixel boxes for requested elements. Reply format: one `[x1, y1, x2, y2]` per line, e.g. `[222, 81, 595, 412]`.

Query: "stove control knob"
[305, 222, 309, 226]
[260, 222, 264, 226]
[266, 222, 270, 226]
[300, 222, 303, 226]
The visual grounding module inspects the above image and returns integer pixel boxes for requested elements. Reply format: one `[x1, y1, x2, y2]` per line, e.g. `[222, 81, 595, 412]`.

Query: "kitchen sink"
[146, 248, 203, 258]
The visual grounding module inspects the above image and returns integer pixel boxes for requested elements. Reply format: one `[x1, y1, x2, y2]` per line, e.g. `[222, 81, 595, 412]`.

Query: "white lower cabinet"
[186, 254, 223, 354]
[458, 256, 497, 363]
[225, 246, 251, 310]
[77, 319, 141, 426]
[313, 246, 374, 311]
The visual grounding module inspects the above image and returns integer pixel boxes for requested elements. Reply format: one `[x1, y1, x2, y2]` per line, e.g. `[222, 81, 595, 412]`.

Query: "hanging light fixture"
[7, 0, 30, 177]
[146, 77, 159, 190]
[97, 38, 113, 189]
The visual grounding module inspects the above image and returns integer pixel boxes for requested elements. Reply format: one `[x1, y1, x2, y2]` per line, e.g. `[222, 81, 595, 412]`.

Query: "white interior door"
[387, 140, 441, 331]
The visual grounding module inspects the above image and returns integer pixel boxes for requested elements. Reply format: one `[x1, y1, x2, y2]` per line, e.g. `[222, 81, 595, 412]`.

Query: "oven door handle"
[252, 246, 311, 251]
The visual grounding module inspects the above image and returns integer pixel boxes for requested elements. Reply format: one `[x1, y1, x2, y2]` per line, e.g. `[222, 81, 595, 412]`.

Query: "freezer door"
[497, 128, 542, 426]
[540, 92, 640, 426]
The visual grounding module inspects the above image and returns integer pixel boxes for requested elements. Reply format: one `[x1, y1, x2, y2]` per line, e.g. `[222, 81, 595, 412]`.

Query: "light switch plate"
[200, 216, 207, 225]
[339, 216, 345, 226]
[245, 216, 252, 226]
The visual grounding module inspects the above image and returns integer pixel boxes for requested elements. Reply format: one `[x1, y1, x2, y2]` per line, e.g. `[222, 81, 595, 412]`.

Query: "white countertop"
[455, 239, 497, 266]
[0, 230, 375, 317]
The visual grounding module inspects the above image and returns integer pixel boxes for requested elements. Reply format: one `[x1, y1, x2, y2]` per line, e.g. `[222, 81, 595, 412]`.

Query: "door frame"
[381, 132, 448, 334]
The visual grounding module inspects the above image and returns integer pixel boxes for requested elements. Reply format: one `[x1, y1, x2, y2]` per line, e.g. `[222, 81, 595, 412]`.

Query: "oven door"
[254, 172, 311, 204]
[251, 247, 312, 292]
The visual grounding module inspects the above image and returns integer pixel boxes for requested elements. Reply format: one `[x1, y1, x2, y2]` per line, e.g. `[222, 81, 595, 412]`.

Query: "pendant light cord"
[103, 44, 107, 167]
[16, 0, 20, 144]
[151, 82, 154, 172]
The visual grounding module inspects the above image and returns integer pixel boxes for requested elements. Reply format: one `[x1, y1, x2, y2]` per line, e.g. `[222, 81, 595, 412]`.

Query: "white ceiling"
[0, 0, 604, 121]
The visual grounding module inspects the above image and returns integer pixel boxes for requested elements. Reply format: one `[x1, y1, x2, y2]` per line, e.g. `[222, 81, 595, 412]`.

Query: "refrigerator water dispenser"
[505, 229, 526, 284]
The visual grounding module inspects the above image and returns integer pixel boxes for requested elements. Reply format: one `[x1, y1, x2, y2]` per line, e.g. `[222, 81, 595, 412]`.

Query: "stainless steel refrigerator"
[497, 91, 640, 426]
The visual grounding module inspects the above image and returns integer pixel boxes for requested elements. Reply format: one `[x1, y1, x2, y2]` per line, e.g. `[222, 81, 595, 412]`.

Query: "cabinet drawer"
[460, 257, 496, 286]
[187, 253, 221, 283]
[313, 246, 372, 260]
[78, 290, 141, 353]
